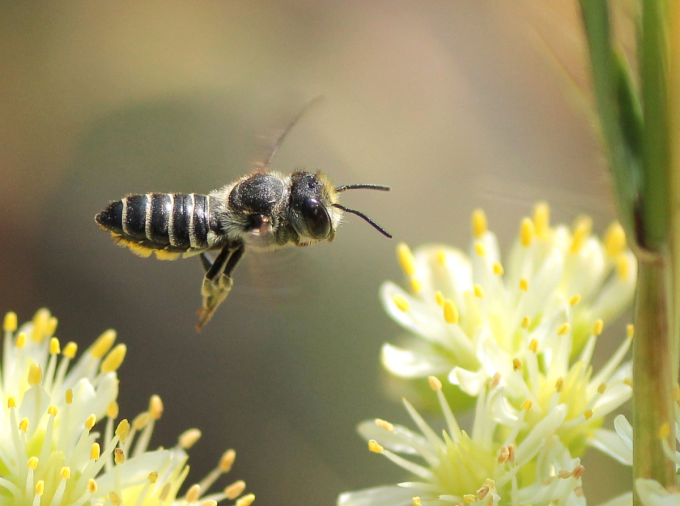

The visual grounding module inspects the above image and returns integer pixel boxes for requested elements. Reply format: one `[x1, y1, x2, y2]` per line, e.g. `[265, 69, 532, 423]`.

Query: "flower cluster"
[0, 309, 255, 506]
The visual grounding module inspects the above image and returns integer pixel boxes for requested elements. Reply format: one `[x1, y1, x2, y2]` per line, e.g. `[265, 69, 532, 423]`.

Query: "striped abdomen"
[95, 193, 223, 260]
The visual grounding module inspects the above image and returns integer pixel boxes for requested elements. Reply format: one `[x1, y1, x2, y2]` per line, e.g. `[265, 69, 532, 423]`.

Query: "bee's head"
[288, 171, 392, 243]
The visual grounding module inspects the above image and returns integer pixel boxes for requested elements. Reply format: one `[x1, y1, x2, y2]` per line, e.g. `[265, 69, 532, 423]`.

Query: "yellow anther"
[107, 401, 119, 418]
[235, 494, 255, 506]
[584, 409, 593, 420]
[413, 498, 422, 506]
[7, 397, 16, 409]
[63, 342, 78, 359]
[65, 389, 73, 405]
[91, 443, 101, 460]
[31, 309, 50, 342]
[624, 378, 633, 387]
[521, 400, 532, 411]
[569, 294, 581, 306]
[185, 484, 201, 503]
[60, 467, 71, 479]
[110, 492, 122, 506]
[497, 446, 510, 463]
[3, 312, 17, 332]
[149, 395, 164, 419]
[368, 440, 384, 453]
[46, 317, 58, 337]
[85, 414, 97, 431]
[555, 377, 564, 393]
[48, 338, 61, 355]
[115, 419, 130, 442]
[410, 278, 422, 294]
[47, 405, 58, 416]
[519, 278, 529, 291]
[597, 383, 607, 394]
[19, 418, 29, 432]
[492, 262, 504, 276]
[675, 385, 680, 402]
[397, 243, 416, 276]
[90, 330, 116, 359]
[512, 358, 522, 371]
[35, 481, 45, 496]
[179, 428, 202, 449]
[27, 457, 39, 469]
[490, 372, 502, 389]
[529, 339, 538, 352]
[28, 363, 42, 386]
[88, 479, 97, 493]
[477, 485, 490, 500]
[474, 242, 486, 257]
[133, 412, 150, 430]
[428, 376, 443, 391]
[220, 449, 236, 472]
[659, 423, 671, 440]
[521, 317, 532, 330]
[202, 501, 218, 506]
[464, 494, 477, 503]
[573, 466, 585, 479]
[114, 448, 125, 464]
[436, 249, 447, 266]
[616, 255, 630, 281]
[520, 218, 535, 247]
[570, 216, 592, 254]
[148, 472, 159, 484]
[472, 209, 488, 238]
[159, 483, 171, 501]
[225, 480, 247, 500]
[557, 323, 570, 336]
[592, 319, 604, 336]
[392, 294, 410, 312]
[15, 332, 26, 348]
[101, 344, 126, 373]
[474, 284, 485, 298]
[443, 299, 459, 324]
[558, 470, 572, 479]
[533, 202, 550, 239]
[434, 291, 444, 307]
[627, 324, 635, 338]
[375, 419, 395, 432]
[604, 222, 626, 257]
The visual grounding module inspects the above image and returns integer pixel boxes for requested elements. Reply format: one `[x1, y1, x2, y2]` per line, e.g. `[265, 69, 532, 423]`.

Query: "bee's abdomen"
[96, 193, 220, 254]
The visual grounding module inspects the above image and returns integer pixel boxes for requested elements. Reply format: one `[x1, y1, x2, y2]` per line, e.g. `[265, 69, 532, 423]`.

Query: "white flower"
[338, 376, 587, 506]
[0, 309, 255, 506]
[380, 203, 636, 391]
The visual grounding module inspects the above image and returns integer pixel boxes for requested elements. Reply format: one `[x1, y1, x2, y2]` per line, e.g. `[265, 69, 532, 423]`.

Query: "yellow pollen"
[592, 319, 604, 336]
[185, 484, 201, 503]
[220, 449, 236, 472]
[28, 363, 42, 386]
[522, 317, 532, 330]
[15, 332, 26, 348]
[428, 376, 443, 391]
[492, 262, 504, 275]
[528, 339, 538, 353]
[179, 428, 202, 449]
[604, 222, 626, 257]
[7, 397, 16, 409]
[88, 479, 97, 493]
[477, 485, 490, 500]
[110, 492, 122, 506]
[558, 470, 571, 479]
[46, 316, 58, 337]
[616, 255, 630, 280]
[49, 337, 60, 355]
[35, 481, 44, 496]
[368, 440, 384, 453]
[202, 501, 218, 506]
[507, 445, 515, 462]
[63, 342, 78, 358]
[225, 480, 247, 500]
[624, 378, 633, 387]
[114, 448, 125, 464]
[443, 299, 459, 324]
[410, 278, 422, 294]
[148, 472, 159, 483]
[557, 323, 570, 336]
[498, 446, 510, 463]
[60, 466, 71, 479]
[434, 291, 445, 307]
[115, 419, 130, 442]
[91, 443, 101, 460]
[85, 414, 97, 431]
[133, 412, 150, 430]
[397, 243, 416, 276]
[597, 383, 607, 394]
[436, 249, 447, 266]
[101, 344, 127, 373]
[375, 419, 395, 432]
[512, 358, 522, 371]
[522, 400, 532, 411]
[413, 498, 422, 506]
[520, 218, 535, 247]
[464, 494, 476, 503]
[27, 457, 39, 469]
[573, 466, 585, 479]
[149, 395, 164, 419]
[555, 377, 564, 393]
[3, 312, 17, 332]
[490, 372, 502, 389]
[472, 209, 488, 238]
[570, 217, 592, 254]
[519, 278, 529, 291]
[474, 284, 484, 298]
[659, 423, 671, 440]
[392, 295, 410, 312]
[31, 309, 50, 342]
[627, 324, 635, 338]
[533, 201, 550, 239]
[19, 418, 29, 432]
[584, 409, 593, 420]
[474, 242, 486, 257]
[107, 401, 119, 418]
[569, 294, 581, 306]
[236, 494, 255, 506]
[65, 389, 73, 404]
[90, 330, 116, 359]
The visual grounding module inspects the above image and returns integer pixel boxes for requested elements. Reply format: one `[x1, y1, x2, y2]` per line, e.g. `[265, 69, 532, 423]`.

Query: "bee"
[95, 103, 392, 329]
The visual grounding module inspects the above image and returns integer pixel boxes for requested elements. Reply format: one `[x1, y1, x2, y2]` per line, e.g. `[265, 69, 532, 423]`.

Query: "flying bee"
[95, 102, 392, 329]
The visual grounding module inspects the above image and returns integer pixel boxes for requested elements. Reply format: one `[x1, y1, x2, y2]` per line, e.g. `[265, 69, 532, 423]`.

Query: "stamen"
[185, 484, 201, 503]
[493, 262, 504, 275]
[220, 449, 236, 472]
[627, 324, 635, 338]
[15, 332, 26, 348]
[592, 320, 604, 336]
[375, 419, 395, 432]
[533, 202, 550, 239]
[114, 448, 125, 464]
[474, 242, 486, 257]
[624, 378, 633, 387]
[368, 440, 384, 453]
[522, 317, 532, 330]
[520, 218, 535, 247]
[472, 209, 488, 238]
[225, 481, 247, 500]
[101, 344, 127, 373]
[464, 494, 476, 502]
[90, 330, 116, 359]
[47, 405, 58, 416]
[65, 389, 74, 404]
[28, 364, 42, 386]
[443, 300, 459, 324]
[557, 323, 570, 336]
[573, 466, 585, 479]
[569, 294, 581, 306]
[88, 479, 97, 493]
[413, 498, 422, 506]
[7, 397, 16, 408]
[597, 383, 607, 394]
[522, 400, 532, 411]
[133, 412, 150, 430]
[236, 495, 255, 506]
[149, 395, 164, 419]
[115, 419, 130, 442]
[19, 418, 29, 432]
[434, 291, 444, 307]
[519, 278, 529, 291]
[27, 457, 39, 469]
[428, 376, 442, 391]
[570, 217, 592, 254]
[659, 423, 671, 440]
[46, 316, 58, 337]
[474, 284, 484, 298]
[393, 295, 410, 312]
[49, 337, 61, 355]
[202, 501, 218, 506]
[3, 311, 17, 332]
[584, 410, 593, 420]
[490, 372, 502, 388]
[107, 401, 119, 418]
[110, 492, 122, 506]
[63, 342, 78, 358]
[60, 467, 71, 479]
[436, 250, 447, 266]
[91, 443, 101, 460]
[528, 339, 538, 352]
[616, 255, 630, 280]
[397, 243, 416, 276]
[512, 359, 522, 371]
[410, 278, 422, 294]
[85, 414, 97, 431]
[604, 222, 626, 257]
[35, 481, 44, 496]
[179, 429, 202, 449]
[555, 377, 564, 393]
[148, 472, 158, 483]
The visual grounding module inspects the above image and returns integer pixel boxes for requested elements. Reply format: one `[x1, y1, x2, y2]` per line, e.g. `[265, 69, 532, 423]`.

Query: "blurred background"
[0, 1, 632, 504]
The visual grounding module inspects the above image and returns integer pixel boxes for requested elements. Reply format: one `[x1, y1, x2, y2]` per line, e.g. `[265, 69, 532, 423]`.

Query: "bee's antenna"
[333, 203, 392, 238]
[335, 184, 391, 193]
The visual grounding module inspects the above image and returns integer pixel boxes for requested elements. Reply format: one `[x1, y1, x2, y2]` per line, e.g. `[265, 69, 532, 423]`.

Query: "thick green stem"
[633, 257, 676, 489]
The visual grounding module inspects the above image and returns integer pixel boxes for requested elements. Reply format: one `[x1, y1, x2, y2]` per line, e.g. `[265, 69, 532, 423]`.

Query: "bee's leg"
[199, 252, 213, 273]
[197, 242, 244, 330]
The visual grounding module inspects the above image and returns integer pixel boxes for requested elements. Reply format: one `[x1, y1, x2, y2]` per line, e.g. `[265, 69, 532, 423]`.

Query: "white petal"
[588, 429, 632, 465]
[448, 367, 486, 396]
[596, 492, 634, 506]
[338, 485, 415, 506]
[381, 343, 452, 379]
[636, 479, 680, 506]
[357, 421, 431, 458]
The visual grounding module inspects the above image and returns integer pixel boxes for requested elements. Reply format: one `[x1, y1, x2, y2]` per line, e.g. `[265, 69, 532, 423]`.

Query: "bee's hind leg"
[197, 242, 244, 330]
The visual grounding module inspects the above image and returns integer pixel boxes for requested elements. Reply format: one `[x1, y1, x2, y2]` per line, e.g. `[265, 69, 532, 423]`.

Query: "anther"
[624, 378, 633, 388]
[520, 218, 535, 247]
[477, 485, 490, 500]
[575, 487, 585, 497]
[659, 423, 671, 440]
[573, 465, 585, 479]
[435, 291, 444, 306]
[392, 295, 410, 312]
[65, 389, 73, 404]
[410, 278, 422, 294]
[90, 330, 116, 359]
[91, 443, 101, 460]
[85, 414, 97, 431]
[149, 395, 164, 419]
[19, 418, 29, 432]
[436, 250, 447, 266]
[592, 320, 604, 336]
[627, 324, 635, 338]
[474, 242, 486, 257]
[3, 312, 17, 332]
[528, 339, 538, 352]
[115, 419, 130, 442]
[63, 342, 78, 358]
[490, 372, 502, 389]
[15, 332, 26, 348]
[519, 278, 529, 291]
[101, 344, 127, 373]
[597, 383, 607, 394]
[522, 400, 532, 411]
[533, 202, 550, 239]
[202, 501, 218, 506]
[397, 243, 416, 276]
[375, 419, 395, 432]
[570, 217, 592, 254]
[616, 255, 630, 281]
[28, 457, 39, 469]
[7, 397, 16, 409]
[236, 495, 255, 506]
[428, 376, 442, 391]
[35, 481, 45, 496]
[110, 492, 122, 506]
[46, 316, 58, 337]
[472, 209, 488, 238]
[88, 479, 97, 493]
[492, 262, 504, 276]
[498, 446, 510, 463]
[512, 358, 522, 371]
[464, 494, 476, 503]
[413, 498, 422, 506]
[225, 481, 247, 500]
[604, 222, 626, 257]
[28, 363, 42, 386]
[60, 466, 71, 479]
[114, 448, 125, 464]
[133, 412, 150, 430]
[220, 449, 236, 472]
[584, 409, 593, 420]
[185, 484, 201, 503]
[49, 337, 60, 355]
[558, 470, 571, 479]
[557, 323, 570, 336]
[48, 405, 59, 417]
[107, 401, 119, 418]
[675, 385, 680, 402]
[555, 377, 564, 393]
[368, 440, 384, 453]
[474, 284, 484, 298]
[443, 300, 459, 324]
[569, 294, 581, 306]
[522, 317, 531, 330]
[179, 428, 202, 449]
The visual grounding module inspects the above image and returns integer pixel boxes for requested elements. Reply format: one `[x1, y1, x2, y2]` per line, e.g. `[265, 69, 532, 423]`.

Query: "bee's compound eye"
[302, 198, 331, 239]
